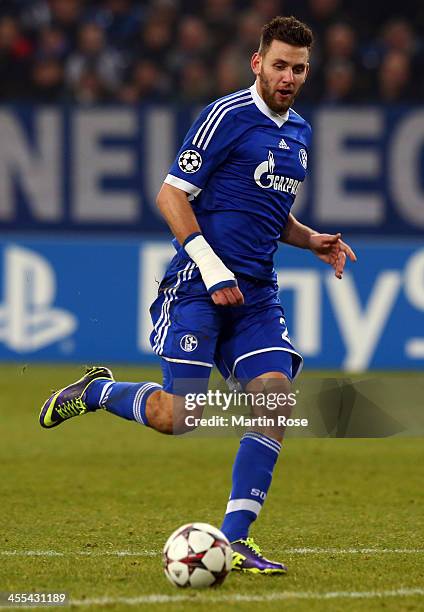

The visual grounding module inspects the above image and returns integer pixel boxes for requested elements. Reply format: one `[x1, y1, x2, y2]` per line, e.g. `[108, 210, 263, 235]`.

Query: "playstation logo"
[0, 245, 77, 352]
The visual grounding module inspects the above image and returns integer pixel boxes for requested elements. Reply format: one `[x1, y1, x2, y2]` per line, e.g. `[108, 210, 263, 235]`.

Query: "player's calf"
[220, 373, 293, 544]
[145, 389, 205, 435]
[39, 366, 205, 436]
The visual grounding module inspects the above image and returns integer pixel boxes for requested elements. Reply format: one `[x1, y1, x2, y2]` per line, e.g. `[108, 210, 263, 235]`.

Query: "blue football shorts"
[149, 263, 303, 395]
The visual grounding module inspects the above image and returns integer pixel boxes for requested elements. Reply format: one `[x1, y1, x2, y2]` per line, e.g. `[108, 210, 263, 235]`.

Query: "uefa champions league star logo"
[180, 334, 198, 352]
[178, 150, 203, 173]
[299, 148, 308, 169]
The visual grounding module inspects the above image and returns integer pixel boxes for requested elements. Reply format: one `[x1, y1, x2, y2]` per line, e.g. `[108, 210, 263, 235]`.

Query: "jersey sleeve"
[164, 99, 247, 197]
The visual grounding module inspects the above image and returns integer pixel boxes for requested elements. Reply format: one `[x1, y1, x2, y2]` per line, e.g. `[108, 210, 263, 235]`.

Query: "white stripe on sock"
[225, 498, 262, 517]
[242, 433, 281, 456]
[133, 383, 153, 424]
[243, 431, 281, 451]
[243, 432, 281, 451]
[99, 381, 114, 407]
[133, 383, 155, 424]
[133, 383, 161, 425]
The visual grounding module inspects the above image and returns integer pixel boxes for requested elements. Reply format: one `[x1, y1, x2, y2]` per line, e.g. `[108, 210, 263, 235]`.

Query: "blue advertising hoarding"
[0, 237, 423, 371]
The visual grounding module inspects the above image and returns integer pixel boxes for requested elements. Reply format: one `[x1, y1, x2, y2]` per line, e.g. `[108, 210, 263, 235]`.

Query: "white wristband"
[184, 234, 237, 294]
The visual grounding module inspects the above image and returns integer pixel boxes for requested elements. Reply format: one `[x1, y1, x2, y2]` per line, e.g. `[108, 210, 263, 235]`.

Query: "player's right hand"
[211, 285, 244, 306]
[183, 233, 244, 305]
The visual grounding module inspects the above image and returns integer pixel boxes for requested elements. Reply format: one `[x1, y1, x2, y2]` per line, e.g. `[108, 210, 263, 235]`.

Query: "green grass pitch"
[0, 364, 423, 611]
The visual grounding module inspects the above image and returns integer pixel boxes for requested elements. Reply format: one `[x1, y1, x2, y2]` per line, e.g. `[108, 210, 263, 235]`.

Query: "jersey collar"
[250, 83, 289, 128]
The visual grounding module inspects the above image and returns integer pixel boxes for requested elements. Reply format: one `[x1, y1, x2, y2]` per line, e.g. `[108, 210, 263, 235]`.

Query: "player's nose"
[280, 66, 295, 84]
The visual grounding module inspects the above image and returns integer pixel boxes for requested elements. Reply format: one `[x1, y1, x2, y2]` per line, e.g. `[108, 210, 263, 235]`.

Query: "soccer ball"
[163, 522, 232, 588]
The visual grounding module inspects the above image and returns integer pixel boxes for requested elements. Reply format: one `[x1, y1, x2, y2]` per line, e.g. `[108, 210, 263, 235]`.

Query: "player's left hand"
[309, 233, 357, 279]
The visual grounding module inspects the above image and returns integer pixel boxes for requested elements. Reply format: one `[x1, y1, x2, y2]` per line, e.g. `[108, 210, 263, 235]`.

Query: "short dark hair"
[259, 16, 314, 55]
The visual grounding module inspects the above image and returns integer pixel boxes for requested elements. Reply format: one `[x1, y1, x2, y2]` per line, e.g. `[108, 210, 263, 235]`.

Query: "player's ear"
[304, 62, 310, 81]
[251, 51, 261, 76]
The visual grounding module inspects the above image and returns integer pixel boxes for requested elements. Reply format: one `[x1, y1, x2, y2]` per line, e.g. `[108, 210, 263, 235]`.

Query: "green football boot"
[231, 537, 288, 574]
[39, 366, 114, 429]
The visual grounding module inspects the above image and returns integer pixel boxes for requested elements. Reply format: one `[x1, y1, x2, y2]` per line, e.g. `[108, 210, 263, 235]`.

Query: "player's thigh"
[146, 355, 216, 435]
[216, 282, 302, 440]
[218, 302, 303, 387]
[150, 272, 219, 374]
[150, 274, 220, 432]
[158, 359, 212, 434]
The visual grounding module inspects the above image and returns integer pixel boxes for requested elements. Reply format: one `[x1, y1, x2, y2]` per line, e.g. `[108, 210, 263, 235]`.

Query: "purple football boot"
[231, 537, 288, 574]
[39, 366, 114, 428]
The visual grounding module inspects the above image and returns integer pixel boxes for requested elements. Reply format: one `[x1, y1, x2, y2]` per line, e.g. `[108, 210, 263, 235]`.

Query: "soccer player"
[40, 16, 356, 574]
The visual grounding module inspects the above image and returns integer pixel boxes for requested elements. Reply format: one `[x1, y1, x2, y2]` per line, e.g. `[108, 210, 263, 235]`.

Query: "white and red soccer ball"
[163, 522, 232, 588]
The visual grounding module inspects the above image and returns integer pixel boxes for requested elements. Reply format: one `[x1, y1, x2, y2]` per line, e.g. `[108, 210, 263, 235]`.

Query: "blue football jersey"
[165, 84, 312, 281]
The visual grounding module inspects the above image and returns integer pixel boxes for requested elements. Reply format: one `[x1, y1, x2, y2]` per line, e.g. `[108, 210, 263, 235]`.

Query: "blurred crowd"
[0, 0, 423, 105]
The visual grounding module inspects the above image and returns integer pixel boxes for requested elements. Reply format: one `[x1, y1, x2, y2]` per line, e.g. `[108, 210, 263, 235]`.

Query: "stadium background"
[0, 0, 423, 370]
[1, 2, 423, 609]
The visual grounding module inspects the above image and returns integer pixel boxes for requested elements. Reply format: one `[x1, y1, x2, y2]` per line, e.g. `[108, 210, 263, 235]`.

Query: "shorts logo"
[180, 334, 198, 352]
[299, 148, 308, 169]
[178, 150, 202, 173]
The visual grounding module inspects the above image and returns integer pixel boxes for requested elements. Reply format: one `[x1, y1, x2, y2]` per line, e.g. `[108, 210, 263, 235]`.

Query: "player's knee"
[246, 372, 294, 435]
[246, 371, 291, 394]
[249, 372, 292, 406]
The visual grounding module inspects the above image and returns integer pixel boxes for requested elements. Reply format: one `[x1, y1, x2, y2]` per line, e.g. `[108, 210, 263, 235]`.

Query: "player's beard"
[258, 69, 298, 114]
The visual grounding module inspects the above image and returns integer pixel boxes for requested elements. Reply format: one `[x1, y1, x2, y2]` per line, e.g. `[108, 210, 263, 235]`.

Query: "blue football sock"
[221, 432, 281, 542]
[85, 380, 161, 426]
